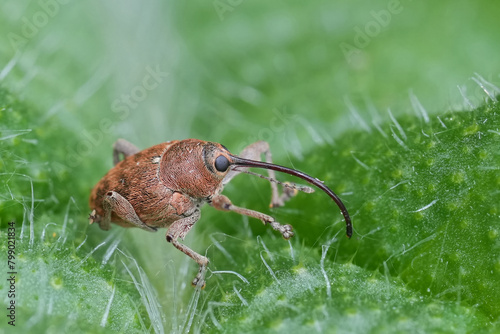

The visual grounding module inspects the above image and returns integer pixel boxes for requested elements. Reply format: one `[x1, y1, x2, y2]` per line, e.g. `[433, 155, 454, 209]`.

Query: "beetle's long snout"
[229, 155, 352, 238]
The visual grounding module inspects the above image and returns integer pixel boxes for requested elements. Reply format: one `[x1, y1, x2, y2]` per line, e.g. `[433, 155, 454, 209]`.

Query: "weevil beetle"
[89, 139, 351, 287]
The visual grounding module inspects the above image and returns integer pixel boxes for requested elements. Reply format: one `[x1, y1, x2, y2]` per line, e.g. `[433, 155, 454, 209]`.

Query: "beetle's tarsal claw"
[270, 182, 301, 208]
[284, 183, 299, 197]
[191, 278, 206, 289]
[192, 264, 207, 289]
[89, 209, 97, 224]
[270, 222, 294, 239]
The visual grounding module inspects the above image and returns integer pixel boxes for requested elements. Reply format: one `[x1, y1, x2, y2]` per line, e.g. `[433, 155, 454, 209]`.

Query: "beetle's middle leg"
[224, 141, 297, 207]
[165, 210, 209, 288]
[211, 195, 294, 239]
[113, 138, 140, 165]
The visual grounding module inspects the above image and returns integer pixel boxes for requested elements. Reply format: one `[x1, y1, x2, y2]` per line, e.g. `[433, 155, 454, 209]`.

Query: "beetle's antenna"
[230, 155, 352, 238]
[232, 167, 315, 193]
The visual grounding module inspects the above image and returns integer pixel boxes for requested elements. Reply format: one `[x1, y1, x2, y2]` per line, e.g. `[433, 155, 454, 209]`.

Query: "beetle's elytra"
[89, 139, 351, 287]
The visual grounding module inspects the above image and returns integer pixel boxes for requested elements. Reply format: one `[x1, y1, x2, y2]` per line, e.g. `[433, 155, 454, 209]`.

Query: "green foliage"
[1, 1, 500, 333]
[198, 100, 500, 332]
[4, 88, 498, 333]
[201, 239, 490, 333]
[292, 102, 500, 319]
[0, 88, 150, 333]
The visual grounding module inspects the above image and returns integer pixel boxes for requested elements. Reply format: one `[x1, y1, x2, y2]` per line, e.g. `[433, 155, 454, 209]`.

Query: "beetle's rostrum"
[228, 155, 352, 238]
[89, 139, 351, 288]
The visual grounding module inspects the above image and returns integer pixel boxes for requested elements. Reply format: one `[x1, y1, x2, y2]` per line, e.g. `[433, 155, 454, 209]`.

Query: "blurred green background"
[1, 0, 499, 333]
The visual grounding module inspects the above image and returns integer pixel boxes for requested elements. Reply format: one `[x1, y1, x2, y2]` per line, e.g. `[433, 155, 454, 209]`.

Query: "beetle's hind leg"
[211, 195, 294, 239]
[223, 141, 298, 208]
[101, 191, 157, 232]
[113, 139, 140, 165]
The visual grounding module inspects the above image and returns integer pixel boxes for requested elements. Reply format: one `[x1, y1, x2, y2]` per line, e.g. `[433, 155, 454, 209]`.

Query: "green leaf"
[196, 100, 500, 332]
[198, 239, 490, 333]
[0, 89, 151, 333]
[2, 86, 499, 333]
[291, 103, 500, 320]
[1, 1, 500, 333]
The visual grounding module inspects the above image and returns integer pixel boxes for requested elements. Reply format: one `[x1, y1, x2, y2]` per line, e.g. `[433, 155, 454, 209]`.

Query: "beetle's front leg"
[211, 195, 294, 239]
[165, 210, 208, 288]
[223, 141, 297, 208]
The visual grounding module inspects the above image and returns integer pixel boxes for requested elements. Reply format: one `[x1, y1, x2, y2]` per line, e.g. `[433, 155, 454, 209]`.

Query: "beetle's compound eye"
[214, 155, 230, 172]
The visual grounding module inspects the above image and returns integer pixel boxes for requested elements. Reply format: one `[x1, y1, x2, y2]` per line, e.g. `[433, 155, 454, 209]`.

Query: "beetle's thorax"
[158, 139, 227, 199]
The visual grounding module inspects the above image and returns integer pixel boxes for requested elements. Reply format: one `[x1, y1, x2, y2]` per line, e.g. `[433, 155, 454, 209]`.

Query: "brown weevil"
[89, 139, 351, 287]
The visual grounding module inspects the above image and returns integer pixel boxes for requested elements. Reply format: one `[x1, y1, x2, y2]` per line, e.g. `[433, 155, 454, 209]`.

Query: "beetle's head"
[160, 139, 352, 238]
[159, 140, 233, 200]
